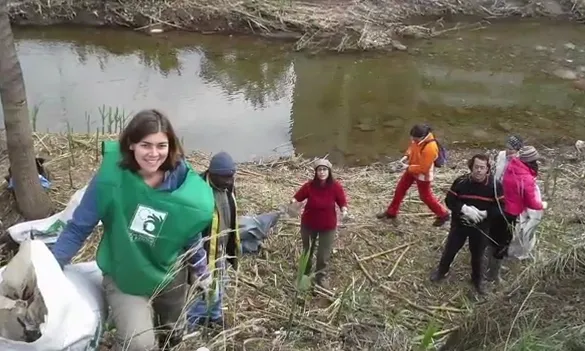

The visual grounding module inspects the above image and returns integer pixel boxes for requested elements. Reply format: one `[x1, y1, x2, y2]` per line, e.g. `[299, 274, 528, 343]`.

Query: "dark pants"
[437, 223, 486, 283]
[488, 212, 518, 259]
[300, 226, 335, 283]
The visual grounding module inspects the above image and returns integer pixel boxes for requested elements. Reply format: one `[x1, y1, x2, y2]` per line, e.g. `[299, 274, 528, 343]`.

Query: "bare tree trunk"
[0, 0, 52, 220]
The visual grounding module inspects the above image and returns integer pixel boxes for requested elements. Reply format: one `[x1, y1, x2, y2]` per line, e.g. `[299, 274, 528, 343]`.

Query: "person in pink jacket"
[486, 145, 546, 282]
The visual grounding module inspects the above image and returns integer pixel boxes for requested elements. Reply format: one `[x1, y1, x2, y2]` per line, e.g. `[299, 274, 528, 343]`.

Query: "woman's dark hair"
[525, 160, 539, 174]
[410, 124, 432, 138]
[118, 109, 184, 172]
[312, 167, 334, 186]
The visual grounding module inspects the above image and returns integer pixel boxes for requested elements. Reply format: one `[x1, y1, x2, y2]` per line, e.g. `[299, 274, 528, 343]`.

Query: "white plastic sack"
[0, 240, 106, 350]
[7, 186, 101, 246]
[508, 184, 544, 260]
[493, 150, 508, 183]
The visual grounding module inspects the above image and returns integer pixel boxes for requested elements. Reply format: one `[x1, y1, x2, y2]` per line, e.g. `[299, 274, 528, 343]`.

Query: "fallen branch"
[387, 245, 410, 278]
[359, 241, 418, 262]
[353, 252, 376, 283]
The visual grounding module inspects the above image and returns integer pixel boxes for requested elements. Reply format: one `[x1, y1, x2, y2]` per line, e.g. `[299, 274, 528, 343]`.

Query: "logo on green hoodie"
[128, 204, 168, 244]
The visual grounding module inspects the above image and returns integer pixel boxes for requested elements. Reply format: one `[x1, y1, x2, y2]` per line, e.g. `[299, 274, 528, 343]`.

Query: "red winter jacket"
[294, 180, 348, 231]
[502, 158, 544, 216]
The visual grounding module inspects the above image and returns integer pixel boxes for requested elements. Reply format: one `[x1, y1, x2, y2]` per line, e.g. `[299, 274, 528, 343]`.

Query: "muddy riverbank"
[7, 0, 585, 52]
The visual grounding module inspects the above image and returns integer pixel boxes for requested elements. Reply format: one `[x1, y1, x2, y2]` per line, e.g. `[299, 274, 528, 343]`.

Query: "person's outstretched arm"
[51, 176, 101, 267]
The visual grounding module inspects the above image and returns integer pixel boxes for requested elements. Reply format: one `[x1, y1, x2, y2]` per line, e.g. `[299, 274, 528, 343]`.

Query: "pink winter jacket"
[502, 157, 544, 216]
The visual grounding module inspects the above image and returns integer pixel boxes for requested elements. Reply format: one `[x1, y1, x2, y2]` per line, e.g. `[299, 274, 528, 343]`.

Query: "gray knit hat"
[314, 159, 332, 170]
[518, 146, 542, 163]
[506, 135, 524, 151]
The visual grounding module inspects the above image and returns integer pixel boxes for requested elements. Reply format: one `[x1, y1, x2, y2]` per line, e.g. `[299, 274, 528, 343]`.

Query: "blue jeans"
[186, 262, 226, 330]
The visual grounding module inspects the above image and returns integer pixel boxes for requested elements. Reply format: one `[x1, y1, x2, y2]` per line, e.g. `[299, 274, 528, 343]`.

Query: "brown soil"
[7, 0, 585, 52]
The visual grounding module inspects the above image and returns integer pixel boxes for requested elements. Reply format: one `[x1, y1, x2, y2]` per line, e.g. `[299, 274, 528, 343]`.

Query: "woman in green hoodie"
[51, 109, 215, 350]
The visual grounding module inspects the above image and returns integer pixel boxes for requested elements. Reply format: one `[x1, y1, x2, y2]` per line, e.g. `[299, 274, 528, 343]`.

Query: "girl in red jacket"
[291, 159, 348, 289]
[487, 145, 546, 282]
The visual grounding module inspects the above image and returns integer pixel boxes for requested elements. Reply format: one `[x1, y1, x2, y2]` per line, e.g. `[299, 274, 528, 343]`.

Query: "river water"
[3, 21, 585, 165]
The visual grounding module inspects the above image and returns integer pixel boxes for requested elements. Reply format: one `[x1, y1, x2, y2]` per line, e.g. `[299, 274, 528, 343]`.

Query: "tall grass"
[29, 104, 131, 136]
[286, 250, 312, 338]
[98, 105, 129, 134]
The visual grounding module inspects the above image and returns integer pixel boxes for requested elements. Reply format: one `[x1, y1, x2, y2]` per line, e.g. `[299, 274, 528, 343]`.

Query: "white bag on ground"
[508, 184, 544, 260]
[0, 240, 106, 350]
[7, 186, 101, 246]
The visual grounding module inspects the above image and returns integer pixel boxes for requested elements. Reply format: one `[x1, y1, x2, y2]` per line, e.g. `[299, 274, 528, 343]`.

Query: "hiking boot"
[432, 214, 450, 227]
[376, 212, 398, 226]
[429, 268, 448, 282]
[485, 257, 503, 284]
[376, 212, 395, 220]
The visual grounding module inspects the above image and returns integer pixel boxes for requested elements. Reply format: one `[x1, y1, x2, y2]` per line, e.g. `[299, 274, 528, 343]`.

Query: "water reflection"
[291, 22, 585, 165]
[9, 27, 294, 162]
[4, 23, 585, 166]
[199, 49, 292, 109]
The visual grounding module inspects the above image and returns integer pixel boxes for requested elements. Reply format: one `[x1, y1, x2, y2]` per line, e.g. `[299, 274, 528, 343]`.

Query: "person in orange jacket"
[377, 124, 450, 227]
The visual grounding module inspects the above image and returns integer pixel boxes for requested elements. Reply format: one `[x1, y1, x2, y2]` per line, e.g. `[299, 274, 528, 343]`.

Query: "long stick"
[359, 241, 417, 262]
[387, 246, 410, 278]
[353, 252, 375, 282]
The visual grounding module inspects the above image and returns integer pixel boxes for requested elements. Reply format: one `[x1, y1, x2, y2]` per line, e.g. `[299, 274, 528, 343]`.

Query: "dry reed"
[0, 132, 584, 350]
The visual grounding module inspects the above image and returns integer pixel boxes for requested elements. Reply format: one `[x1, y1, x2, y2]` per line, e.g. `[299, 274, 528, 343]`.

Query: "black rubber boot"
[473, 279, 487, 295]
[429, 268, 448, 282]
[486, 256, 503, 284]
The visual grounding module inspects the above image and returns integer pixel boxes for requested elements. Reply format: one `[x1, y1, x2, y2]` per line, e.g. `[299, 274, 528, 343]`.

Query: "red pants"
[386, 171, 448, 217]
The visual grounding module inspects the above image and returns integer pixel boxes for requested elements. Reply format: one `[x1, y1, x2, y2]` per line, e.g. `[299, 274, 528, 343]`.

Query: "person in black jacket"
[429, 154, 503, 295]
[187, 151, 240, 330]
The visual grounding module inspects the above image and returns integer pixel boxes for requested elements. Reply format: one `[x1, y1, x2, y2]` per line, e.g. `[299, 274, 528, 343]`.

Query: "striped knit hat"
[518, 146, 542, 163]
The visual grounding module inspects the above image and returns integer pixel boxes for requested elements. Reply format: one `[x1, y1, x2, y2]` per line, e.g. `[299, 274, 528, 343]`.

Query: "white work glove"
[398, 162, 408, 171]
[542, 201, 548, 210]
[478, 209, 487, 220]
[461, 204, 484, 224]
[341, 207, 349, 219]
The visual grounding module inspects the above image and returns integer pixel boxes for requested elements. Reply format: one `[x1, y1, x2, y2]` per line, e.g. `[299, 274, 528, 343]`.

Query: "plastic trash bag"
[239, 211, 281, 254]
[7, 175, 51, 191]
[508, 184, 544, 260]
[7, 183, 279, 255]
[0, 240, 106, 350]
[7, 186, 102, 248]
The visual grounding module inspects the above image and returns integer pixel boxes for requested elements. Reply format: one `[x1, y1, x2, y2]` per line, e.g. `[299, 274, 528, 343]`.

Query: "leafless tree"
[0, 0, 52, 219]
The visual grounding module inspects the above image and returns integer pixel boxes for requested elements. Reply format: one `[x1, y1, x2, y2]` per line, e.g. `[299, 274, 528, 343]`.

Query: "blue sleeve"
[51, 176, 101, 267]
[185, 235, 210, 279]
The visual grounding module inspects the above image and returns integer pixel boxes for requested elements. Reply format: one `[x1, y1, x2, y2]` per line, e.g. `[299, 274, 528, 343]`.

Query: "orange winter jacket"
[405, 133, 438, 182]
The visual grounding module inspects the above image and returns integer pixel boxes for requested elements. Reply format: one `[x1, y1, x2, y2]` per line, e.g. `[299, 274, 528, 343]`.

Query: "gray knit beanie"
[506, 135, 524, 151]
